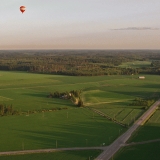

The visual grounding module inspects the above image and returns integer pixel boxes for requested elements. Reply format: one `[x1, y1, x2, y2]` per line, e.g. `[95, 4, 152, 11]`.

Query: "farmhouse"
[138, 76, 145, 79]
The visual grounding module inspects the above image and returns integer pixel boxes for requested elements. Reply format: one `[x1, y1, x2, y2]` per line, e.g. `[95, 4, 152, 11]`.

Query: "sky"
[0, 0, 160, 50]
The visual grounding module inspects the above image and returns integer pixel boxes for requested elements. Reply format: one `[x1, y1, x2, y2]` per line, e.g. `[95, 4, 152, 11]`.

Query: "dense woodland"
[0, 50, 160, 76]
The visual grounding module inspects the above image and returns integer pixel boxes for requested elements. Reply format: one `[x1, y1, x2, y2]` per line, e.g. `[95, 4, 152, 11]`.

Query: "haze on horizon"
[0, 0, 160, 50]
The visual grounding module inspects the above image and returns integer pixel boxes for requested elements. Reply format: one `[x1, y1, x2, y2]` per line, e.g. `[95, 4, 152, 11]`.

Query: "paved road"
[96, 99, 160, 160]
[0, 147, 106, 156]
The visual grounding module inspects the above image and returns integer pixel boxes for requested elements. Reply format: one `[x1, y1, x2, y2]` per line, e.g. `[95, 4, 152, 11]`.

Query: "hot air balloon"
[20, 6, 26, 13]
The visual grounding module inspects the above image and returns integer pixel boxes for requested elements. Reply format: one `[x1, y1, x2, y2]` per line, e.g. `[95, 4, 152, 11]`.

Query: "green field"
[0, 71, 160, 159]
[119, 60, 151, 68]
[0, 150, 101, 160]
[114, 141, 160, 160]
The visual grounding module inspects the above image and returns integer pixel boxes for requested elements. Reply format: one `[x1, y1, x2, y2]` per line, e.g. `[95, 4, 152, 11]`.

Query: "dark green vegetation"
[48, 90, 84, 107]
[0, 50, 160, 76]
[129, 97, 156, 108]
[113, 141, 160, 160]
[0, 150, 102, 160]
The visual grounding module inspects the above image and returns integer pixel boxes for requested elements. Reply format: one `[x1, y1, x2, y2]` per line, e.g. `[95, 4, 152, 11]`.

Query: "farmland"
[0, 71, 160, 159]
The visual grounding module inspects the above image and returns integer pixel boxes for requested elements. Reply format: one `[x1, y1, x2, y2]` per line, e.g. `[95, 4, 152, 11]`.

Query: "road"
[96, 99, 160, 160]
[0, 147, 105, 156]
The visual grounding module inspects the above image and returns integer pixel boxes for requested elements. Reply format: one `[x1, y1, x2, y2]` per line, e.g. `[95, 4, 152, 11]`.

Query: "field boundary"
[89, 108, 126, 127]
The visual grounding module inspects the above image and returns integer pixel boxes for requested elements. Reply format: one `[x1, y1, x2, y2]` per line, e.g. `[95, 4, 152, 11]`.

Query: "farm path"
[0, 147, 106, 156]
[85, 100, 129, 106]
[124, 138, 160, 146]
[96, 99, 160, 160]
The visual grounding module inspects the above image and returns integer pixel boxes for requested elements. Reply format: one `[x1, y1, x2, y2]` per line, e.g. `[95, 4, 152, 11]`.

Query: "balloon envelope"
[20, 6, 26, 13]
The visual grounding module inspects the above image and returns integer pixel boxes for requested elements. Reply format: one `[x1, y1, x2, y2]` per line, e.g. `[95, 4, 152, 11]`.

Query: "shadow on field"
[22, 93, 46, 98]
[13, 118, 124, 150]
[141, 84, 160, 89]
[38, 99, 75, 107]
[109, 90, 154, 98]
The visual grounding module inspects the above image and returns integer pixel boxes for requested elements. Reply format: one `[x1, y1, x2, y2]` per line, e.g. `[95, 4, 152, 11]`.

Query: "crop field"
[0, 109, 124, 151]
[0, 71, 160, 158]
[114, 141, 160, 160]
[119, 60, 151, 68]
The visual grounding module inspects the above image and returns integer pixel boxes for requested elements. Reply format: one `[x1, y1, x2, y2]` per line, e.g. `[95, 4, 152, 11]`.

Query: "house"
[138, 76, 145, 79]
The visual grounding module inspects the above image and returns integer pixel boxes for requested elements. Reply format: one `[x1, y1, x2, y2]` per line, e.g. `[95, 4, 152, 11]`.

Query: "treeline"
[48, 90, 84, 107]
[0, 103, 68, 117]
[0, 50, 160, 76]
[0, 104, 18, 116]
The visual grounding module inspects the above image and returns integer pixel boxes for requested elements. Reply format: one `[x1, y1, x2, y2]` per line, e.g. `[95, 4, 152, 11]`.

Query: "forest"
[0, 50, 160, 76]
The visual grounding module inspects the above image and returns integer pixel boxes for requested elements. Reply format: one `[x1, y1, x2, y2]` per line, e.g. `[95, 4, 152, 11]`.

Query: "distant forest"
[0, 50, 160, 76]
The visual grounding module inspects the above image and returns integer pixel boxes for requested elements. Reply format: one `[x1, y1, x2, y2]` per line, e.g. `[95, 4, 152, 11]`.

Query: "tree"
[77, 98, 84, 107]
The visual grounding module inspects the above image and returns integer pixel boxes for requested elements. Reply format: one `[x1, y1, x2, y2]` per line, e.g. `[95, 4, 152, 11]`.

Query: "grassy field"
[0, 71, 160, 156]
[0, 109, 124, 151]
[0, 150, 102, 160]
[119, 60, 151, 68]
[113, 141, 160, 160]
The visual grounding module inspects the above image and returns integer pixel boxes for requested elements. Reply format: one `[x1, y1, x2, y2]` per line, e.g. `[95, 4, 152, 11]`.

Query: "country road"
[96, 99, 160, 160]
[0, 147, 105, 156]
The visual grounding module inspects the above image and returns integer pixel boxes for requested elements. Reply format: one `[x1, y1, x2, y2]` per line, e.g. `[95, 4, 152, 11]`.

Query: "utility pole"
[56, 140, 57, 148]
[22, 141, 24, 150]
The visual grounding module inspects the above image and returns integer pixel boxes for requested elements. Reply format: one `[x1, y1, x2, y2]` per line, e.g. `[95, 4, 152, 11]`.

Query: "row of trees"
[0, 104, 18, 116]
[129, 97, 156, 108]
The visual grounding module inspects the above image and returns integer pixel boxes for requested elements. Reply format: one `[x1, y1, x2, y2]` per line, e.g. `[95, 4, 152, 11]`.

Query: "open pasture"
[119, 60, 151, 68]
[0, 71, 160, 153]
[0, 109, 124, 151]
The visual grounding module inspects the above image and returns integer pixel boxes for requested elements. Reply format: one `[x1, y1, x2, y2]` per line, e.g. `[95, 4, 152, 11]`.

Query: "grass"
[0, 109, 124, 152]
[119, 60, 151, 68]
[0, 150, 102, 160]
[113, 141, 160, 160]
